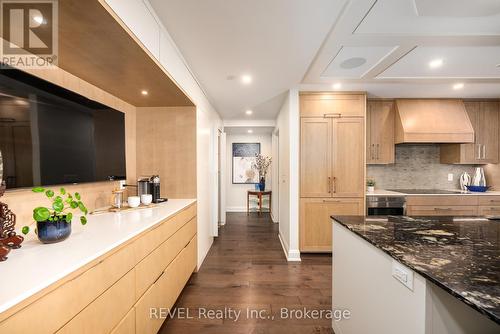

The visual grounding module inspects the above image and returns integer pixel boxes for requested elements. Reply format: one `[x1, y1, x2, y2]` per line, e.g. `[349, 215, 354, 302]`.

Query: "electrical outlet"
[392, 260, 414, 291]
[448, 173, 454, 181]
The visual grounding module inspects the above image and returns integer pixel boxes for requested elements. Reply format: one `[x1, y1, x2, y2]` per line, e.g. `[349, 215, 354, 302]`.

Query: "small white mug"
[141, 194, 153, 206]
[127, 196, 140, 208]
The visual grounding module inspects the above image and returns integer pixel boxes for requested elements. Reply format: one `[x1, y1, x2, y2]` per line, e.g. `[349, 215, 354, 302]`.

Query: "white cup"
[127, 196, 140, 208]
[141, 194, 153, 206]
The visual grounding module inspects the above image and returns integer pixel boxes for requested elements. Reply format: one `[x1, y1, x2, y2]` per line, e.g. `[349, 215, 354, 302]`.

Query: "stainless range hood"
[395, 99, 475, 144]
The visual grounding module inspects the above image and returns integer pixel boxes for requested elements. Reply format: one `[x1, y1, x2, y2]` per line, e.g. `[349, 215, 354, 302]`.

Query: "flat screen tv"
[0, 67, 126, 189]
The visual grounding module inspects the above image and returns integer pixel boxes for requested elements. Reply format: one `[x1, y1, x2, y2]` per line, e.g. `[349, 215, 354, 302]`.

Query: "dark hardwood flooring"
[160, 212, 333, 334]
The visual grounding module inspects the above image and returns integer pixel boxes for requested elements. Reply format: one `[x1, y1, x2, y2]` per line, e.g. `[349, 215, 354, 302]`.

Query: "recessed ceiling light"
[33, 15, 44, 25]
[245, 110, 253, 115]
[141, 90, 148, 96]
[453, 83, 465, 90]
[332, 83, 342, 90]
[247, 129, 253, 134]
[429, 58, 444, 69]
[241, 75, 252, 85]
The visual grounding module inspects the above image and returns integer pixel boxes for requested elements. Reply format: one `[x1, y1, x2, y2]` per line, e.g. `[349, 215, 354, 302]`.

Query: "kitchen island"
[331, 215, 499, 334]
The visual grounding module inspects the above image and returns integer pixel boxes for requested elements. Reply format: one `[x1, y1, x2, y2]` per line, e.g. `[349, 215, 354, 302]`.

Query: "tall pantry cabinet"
[299, 93, 366, 252]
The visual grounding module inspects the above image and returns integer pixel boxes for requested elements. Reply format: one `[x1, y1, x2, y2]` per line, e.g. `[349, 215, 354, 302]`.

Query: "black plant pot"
[37, 218, 71, 244]
[259, 177, 266, 191]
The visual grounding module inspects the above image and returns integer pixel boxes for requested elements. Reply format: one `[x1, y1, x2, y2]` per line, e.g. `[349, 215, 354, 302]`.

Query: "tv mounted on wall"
[0, 66, 126, 189]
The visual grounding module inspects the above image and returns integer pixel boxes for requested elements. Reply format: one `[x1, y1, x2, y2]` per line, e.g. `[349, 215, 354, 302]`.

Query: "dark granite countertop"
[331, 215, 500, 324]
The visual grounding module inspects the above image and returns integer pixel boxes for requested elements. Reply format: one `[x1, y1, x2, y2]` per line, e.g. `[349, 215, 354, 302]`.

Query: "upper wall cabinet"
[300, 93, 365, 118]
[105, 0, 161, 60]
[367, 101, 395, 164]
[441, 101, 499, 164]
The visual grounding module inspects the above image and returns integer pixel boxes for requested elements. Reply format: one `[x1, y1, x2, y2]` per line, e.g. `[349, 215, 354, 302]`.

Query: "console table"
[247, 190, 272, 216]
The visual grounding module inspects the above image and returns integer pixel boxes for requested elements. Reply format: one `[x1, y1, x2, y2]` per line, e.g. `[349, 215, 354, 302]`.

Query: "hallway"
[160, 213, 333, 334]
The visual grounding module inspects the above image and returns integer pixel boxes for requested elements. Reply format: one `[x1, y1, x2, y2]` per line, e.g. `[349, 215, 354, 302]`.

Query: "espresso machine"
[137, 175, 166, 203]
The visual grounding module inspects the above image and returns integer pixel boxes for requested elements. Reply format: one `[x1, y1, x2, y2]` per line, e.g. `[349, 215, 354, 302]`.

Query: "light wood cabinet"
[406, 195, 500, 217]
[332, 118, 365, 197]
[367, 101, 395, 164]
[299, 92, 366, 252]
[134, 236, 196, 334]
[0, 203, 197, 334]
[407, 205, 478, 217]
[300, 116, 365, 198]
[300, 198, 364, 252]
[300, 118, 332, 197]
[441, 101, 499, 164]
[300, 93, 365, 118]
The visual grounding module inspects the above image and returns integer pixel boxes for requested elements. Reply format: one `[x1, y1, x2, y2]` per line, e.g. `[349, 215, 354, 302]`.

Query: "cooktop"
[387, 189, 462, 195]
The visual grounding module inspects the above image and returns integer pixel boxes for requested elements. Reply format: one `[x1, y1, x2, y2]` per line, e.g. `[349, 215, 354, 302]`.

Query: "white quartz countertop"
[0, 199, 196, 314]
[366, 189, 500, 196]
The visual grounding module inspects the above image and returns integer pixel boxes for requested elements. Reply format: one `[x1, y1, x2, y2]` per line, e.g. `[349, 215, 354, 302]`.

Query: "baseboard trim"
[278, 232, 301, 262]
[270, 211, 279, 223]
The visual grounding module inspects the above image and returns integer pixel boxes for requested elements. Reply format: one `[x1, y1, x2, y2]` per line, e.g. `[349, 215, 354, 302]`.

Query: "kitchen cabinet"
[300, 198, 364, 252]
[299, 92, 366, 252]
[0, 203, 197, 334]
[332, 117, 365, 197]
[300, 118, 332, 197]
[366, 101, 395, 164]
[300, 114, 365, 198]
[440, 101, 499, 164]
[300, 93, 365, 117]
[406, 195, 500, 217]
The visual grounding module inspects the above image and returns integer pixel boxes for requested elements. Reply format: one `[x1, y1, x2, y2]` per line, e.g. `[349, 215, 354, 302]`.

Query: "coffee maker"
[136, 175, 166, 203]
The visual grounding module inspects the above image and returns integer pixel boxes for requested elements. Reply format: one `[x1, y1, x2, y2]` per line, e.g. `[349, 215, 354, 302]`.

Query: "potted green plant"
[21, 187, 88, 244]
[367, 179, 376, 193]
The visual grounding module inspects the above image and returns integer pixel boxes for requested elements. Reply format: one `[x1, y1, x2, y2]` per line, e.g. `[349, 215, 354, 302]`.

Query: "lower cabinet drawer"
[56, 270, 136, 334]
[110, 308, 135, 334]
[300, 197, 364, 252]
[407, 206, 478, 216]
[135, 236, 197, 334]
[135, 217, 197, 297]
[478, 206, 500, 216]
[0, 241, 136, 334]
[133, 204, 196, 263]
[477, 196, 500, 206]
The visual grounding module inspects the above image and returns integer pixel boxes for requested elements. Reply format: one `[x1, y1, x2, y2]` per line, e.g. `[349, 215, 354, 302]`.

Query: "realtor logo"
[0, 0, 58, 68]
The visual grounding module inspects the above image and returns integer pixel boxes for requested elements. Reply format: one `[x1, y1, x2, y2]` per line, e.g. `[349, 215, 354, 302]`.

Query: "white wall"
[274, 89, 300, 261]
[103, 0, 222, 268]
[225, 133, 272, 212]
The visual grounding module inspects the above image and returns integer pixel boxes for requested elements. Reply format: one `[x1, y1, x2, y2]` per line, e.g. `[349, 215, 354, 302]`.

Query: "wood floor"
[160, 212, 333, 334]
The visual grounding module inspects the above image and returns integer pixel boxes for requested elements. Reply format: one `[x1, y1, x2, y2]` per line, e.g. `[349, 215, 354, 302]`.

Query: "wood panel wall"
[2, 65, 137, 228]
[136, 107, 197, 199]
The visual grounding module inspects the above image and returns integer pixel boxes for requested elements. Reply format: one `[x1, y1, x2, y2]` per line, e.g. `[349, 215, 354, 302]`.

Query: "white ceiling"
[150, 0, 500, 120]
[149, 0, 341, 120]
[224, 126, 274, 135]
[304, 0, 500, 98]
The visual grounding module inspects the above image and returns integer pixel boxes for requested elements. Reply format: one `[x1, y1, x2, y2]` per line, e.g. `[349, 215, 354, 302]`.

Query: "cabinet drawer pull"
[482, 144, 486, 159]
[332, 177, 336, 193]
[323, 113, 341, 118]
[490, 200, 500, 203]
[328, 177, 331, 193]
[434, 208, 453, 211]
[323, 200, 341, 203]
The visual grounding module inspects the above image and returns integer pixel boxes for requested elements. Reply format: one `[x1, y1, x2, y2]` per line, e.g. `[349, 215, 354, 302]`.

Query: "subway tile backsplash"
[367, 145, 477, 190]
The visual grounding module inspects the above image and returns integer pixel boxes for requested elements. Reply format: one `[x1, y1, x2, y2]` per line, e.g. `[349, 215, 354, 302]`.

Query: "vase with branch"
[252, 154, 272, 191]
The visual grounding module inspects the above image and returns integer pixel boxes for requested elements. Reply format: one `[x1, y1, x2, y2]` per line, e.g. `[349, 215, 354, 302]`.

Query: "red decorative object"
[0, 182, 23, 261]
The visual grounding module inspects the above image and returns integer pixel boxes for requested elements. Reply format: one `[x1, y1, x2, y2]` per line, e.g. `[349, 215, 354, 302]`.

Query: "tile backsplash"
[367, 145, 477, 190]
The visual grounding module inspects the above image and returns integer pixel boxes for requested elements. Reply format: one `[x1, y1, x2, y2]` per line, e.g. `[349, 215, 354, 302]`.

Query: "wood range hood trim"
[394, 99, 475, 144]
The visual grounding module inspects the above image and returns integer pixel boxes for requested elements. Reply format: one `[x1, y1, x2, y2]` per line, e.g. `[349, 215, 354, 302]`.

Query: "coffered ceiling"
[150, 0, 500, 119]
[304, 0, 500, 98]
